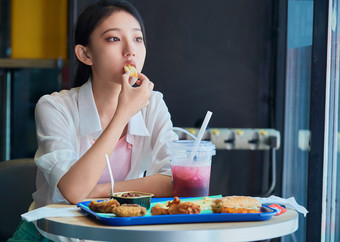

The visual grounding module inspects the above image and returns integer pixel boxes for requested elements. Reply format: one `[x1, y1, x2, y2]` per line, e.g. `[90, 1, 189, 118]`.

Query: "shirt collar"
[78, 77, 150, 140]
[128, 111, 150, 136]
[78, 78, 102, 137]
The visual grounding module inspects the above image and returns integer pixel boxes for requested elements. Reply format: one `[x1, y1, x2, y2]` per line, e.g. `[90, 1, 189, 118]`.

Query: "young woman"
[9, 0, 177, 240]
[34, 0, 177, 207]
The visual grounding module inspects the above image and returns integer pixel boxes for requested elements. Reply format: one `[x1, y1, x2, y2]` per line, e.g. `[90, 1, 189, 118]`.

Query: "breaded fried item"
[191, 197, 215, 211]
[211, 196, 261, 213]
[221, 207, 260, 213]
[168, 201, 201, 214]
[113, 204, 147, 217]
[151, 197, 201, 215]
[124, 65, 138, 78]
[88, 199, 120, 213]
[166, 196, 181, 207]
[151, 203, 170, 215]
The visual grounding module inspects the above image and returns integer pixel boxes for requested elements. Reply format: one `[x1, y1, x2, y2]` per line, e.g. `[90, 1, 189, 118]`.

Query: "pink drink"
[171, 164, 211, 197]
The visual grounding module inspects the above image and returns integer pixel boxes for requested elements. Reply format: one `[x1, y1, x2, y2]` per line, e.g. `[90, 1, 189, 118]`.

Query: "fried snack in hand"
[88, 199, 120, 213]
[113, 204, 147, 217]
[124, 65, 138, 79]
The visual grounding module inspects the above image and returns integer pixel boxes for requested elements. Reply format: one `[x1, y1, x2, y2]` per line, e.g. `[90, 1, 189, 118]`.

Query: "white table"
[36, 203, 299, 242]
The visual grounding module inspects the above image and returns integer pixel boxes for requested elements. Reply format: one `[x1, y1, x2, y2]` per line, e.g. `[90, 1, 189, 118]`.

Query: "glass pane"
[324, 0, 339, 241]
[11, 68, 61, 159]
[282, 1, 314, 242]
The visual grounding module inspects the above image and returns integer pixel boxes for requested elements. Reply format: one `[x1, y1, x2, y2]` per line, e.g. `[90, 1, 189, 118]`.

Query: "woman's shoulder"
[145, 91, 169, 114]
[150, 90, 164, 101]
[36, 87, 81, 108]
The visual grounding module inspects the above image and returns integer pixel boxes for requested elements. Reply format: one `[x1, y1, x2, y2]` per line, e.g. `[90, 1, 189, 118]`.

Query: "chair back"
[0, 158, 37, 241]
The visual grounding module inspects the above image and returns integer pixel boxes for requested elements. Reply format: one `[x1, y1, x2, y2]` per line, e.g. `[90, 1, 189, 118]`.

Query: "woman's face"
[87, 10, 146, 83]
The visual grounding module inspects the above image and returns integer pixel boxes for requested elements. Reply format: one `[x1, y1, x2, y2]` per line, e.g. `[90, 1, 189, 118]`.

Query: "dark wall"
[130, 0, 277, 196]
[71, 0, 278, 196]
[130, 0, 275, 129]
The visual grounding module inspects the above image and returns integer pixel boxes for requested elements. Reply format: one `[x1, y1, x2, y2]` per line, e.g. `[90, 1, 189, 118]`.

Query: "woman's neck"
[91, 76, 122, 131]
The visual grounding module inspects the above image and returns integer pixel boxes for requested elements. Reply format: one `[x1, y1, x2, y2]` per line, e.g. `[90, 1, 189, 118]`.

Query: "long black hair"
[73, 0, 146, 87]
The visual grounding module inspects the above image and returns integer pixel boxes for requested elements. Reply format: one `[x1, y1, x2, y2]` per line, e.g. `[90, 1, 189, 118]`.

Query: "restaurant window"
[322, 0, 339, 240]
[281, 1, 314, 242]
[282, 0, 340, 241]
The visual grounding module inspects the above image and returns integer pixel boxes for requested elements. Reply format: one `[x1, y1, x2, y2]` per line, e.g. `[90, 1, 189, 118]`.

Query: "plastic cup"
[168, 140, 216, 197]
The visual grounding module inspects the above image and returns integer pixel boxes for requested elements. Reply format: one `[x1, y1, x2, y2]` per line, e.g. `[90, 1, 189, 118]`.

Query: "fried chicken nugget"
[88, 199, 120, 213]
[151, 197, 201, 215]
[151, 203, 170, 215]
[151, 196, 180, 215]
[168, 201, 201, 214]
[113, 204, 147, 217]
[166, 196, 181, 207]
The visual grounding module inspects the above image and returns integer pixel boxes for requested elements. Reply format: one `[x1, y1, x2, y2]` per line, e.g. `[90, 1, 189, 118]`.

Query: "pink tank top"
[93, 135, 132, 183]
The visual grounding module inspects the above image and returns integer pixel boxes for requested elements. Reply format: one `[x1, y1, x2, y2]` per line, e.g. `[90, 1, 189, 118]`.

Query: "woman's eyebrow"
[101, 28, 120, 37]
[100, 27, 142, 37]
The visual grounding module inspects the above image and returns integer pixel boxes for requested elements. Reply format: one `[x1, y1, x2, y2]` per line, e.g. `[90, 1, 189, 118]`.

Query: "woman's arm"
[57, 111, 129, 204]
[58, 73, 154, 204]
[87, 174, 173, 200]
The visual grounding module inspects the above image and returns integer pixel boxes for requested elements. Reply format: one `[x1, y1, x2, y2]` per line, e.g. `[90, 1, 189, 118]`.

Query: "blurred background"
[0, 0, 339, 242]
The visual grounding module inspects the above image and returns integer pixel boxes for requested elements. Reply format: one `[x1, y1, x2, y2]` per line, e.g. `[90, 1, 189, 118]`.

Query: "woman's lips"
[124, 60, 136, 68]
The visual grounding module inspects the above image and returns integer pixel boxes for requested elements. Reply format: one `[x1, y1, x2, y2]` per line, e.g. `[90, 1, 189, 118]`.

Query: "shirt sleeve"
[34, 95, 79, 202]
[145, 92, 178, 176]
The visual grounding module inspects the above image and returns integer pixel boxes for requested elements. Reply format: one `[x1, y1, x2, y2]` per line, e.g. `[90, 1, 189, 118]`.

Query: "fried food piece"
[88, 199, 120, 213]
[113, 204, 147, 217]
[211, 196, 261, 213]
[166, 196, 181, 207]
[151, 197, 201, 215]
[221, 207, 260, 213]
[151, 203, 170, 215]
[168, 201, 201, 214]
[124, 65, 138, 78]
[191, 197, 215, 211]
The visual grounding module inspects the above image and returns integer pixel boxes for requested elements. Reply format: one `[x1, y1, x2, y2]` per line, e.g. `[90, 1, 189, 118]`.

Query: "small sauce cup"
[111, 191, 154, 209]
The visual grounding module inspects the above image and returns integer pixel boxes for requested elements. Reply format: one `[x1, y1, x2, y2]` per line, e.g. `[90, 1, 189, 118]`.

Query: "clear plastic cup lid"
[168, 140, 216, 156]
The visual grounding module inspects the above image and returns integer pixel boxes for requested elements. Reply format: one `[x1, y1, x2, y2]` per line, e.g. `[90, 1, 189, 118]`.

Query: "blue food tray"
[77, 197, 277, 226]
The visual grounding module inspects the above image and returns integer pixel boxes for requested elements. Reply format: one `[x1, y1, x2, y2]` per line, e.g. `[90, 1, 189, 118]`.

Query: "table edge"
[37, 210, 299, 242]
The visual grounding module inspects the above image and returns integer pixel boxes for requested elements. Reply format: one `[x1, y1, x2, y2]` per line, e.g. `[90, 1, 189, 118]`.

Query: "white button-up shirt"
[33, 79, 177, 208]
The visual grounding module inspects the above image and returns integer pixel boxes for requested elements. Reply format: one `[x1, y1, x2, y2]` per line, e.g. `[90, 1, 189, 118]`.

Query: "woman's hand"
[116, 72, 154, 121]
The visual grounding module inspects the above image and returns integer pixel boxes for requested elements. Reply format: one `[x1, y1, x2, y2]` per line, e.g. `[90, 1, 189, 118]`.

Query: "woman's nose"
[124, 52, 135, 57]
[123, 44, 135, 57]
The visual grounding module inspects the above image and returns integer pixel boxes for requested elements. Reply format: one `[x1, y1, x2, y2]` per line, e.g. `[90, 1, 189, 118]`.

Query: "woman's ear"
[75, 45, 93, 66]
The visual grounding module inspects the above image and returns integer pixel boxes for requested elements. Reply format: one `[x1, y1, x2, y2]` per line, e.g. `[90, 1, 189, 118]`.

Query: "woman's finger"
[121, 72, 132, 87]
[129, 76, 137, 86]
[148, 81, 154, 91]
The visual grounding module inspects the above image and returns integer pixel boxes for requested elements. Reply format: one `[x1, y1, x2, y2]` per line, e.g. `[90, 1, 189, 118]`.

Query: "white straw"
[189, 111, 213, 161]
[105, 154, 114, 196]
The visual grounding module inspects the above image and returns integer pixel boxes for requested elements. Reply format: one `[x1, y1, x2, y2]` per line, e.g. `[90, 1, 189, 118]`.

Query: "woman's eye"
[107, 37, 119, 42]
[135, 37, 143, 43]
